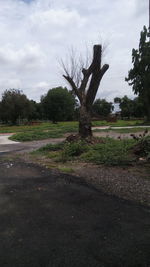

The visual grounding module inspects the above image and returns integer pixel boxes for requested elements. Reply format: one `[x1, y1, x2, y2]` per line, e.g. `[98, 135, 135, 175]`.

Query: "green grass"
[31, 142, 65, 160]
[37, 142, 65, 152]
[113, 127, 149, 134]
[0, 119, 149, 142]
[92, 119, 145, 127]
[7, 122, 78, 141]
[58, 167, 74, 173]
[80, 138, 137, 166]
[33, 138, 137, 166]
[93, 127, 150, 134]
[0, 121, 78, 133]
[10, 130, 63, 142]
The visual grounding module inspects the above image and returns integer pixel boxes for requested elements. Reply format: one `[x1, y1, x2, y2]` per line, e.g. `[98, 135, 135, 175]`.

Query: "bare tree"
[62, 44, 109, 138]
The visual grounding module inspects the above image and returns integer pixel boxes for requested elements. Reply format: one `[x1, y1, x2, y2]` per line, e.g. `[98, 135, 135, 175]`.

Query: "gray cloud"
[0, 0, 148, 101]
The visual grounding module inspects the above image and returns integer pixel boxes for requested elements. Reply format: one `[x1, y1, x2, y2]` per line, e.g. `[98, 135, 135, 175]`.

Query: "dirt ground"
[0, 158, 149, 267]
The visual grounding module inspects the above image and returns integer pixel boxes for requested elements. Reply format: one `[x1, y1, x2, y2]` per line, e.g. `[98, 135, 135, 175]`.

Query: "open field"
[0, 120, 149, 142]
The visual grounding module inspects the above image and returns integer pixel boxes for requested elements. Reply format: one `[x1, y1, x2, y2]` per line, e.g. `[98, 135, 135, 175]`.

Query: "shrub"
[133, 136, 150, 159]
[38, 142, 65, 152]
[81, 138, 136, 166]
[61, 141, 89, 162]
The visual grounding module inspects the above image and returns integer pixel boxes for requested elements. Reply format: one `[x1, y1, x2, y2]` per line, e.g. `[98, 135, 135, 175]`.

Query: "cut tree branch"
[86, 63, 109, 107]
[63, 75, 82, 101]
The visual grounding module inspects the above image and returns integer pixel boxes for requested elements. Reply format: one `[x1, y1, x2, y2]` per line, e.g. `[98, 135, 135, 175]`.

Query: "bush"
[81, 138, 136, 166]
[61, 141, 89, 162]
[38, 142, 65, 152]
[133, 136, 150, 159]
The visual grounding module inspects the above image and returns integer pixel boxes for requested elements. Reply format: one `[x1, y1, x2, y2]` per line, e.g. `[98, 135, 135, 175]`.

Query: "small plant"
[130, 129, 149, 141]
[38, 142, 65, 152]
[58, 167, 74, 173]
[81, 138, 136, 166]
[61, 141, 89, 162]
[133, 136, 150, 159]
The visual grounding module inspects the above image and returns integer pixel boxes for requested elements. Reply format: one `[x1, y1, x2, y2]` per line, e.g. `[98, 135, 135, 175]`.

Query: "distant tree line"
[0, 87, 147, 125]
[114, 95, 145, 119]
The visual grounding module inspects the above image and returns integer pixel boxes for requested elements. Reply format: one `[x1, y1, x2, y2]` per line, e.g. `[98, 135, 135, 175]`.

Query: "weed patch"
[80, 138, 137, 166]
[9, 130, 63, 141]
[61, 141, 90, 162]
[32, 138, 138, 166]
[32, 136, 150, 167]
[92, 119, 145, 127]
[133, 136, 150, 159]
[38, 142, 65, 152]
[58, 167, 74, 173]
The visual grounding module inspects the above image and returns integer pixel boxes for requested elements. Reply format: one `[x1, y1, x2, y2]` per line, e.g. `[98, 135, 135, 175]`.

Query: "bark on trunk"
[62, 44, 109, 139]
[79, 105, 92, 138]
[147, 102, 150, 121]
[145, 94, 150, 122]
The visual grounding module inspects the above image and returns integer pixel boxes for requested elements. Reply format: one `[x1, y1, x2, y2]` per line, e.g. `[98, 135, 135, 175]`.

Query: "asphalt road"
[0, 136, 65, 153]
[0, 159, 149, 267]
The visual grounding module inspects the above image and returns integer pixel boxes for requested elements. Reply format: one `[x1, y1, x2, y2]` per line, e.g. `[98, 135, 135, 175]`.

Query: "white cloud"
[30, 8, 86, 28]
[0, 78, 22, 91]
[0, 44, 45, 70]
[0, 0, 148, 101]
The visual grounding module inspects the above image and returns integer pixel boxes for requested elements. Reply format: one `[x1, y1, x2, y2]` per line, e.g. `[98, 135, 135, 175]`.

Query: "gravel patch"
[71, 163, 150, 206]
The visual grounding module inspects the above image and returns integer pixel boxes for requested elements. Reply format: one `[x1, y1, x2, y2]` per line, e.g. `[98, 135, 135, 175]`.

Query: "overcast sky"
[0, 0, 148, 102]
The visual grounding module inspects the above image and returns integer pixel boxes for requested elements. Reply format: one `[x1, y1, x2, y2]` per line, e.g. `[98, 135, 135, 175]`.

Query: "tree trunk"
[145, 94, 150, 122]
[146, 101, 150, 121]
[62, 44, 109, 139]
[79, 105, 92, 138]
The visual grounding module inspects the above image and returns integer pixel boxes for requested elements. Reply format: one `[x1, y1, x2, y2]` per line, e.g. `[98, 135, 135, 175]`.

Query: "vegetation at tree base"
[126, 26, 150, 121]
[41, 87, 76, 123]
[114, 95, 145, 119]
[33, 138, 139, 166]
[92, 99, 114, 117]
[32, 134, 150, 167]
[62, 44, 109, 138]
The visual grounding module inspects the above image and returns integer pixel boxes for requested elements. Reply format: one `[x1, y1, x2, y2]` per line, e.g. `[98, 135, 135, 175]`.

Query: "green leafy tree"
[27, 100, 43, 121]
[92, 98, 114, 117]
[132, 97, 145, 118]
[126, 26, 150, 121]
[0, 89, 30, 124]
[114, 95, 145, 118]
[114, 96, 134, 119]
[41, 87, 76, 123]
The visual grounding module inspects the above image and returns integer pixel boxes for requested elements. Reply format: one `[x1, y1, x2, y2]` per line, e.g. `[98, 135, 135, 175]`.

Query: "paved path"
[0, 159, 149, 267]
[0, 134, 19, 145]
[0, 137, 65, 153]
[92, 125, 150, 130]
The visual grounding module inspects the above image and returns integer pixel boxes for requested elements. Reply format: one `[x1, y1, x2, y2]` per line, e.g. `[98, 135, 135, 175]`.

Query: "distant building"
[112, 103, 121, 114]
